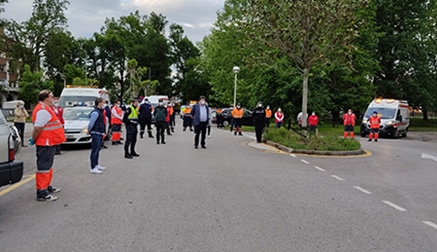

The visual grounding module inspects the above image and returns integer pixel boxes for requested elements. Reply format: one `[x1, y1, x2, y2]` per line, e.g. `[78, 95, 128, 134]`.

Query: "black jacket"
[252, 106, 266, 125]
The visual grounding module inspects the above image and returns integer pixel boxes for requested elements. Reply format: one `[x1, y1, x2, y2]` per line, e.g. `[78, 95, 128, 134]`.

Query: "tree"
[242, 0, 369, 128]
[5, 0, 70, 71]
[18, 65, 53, 105]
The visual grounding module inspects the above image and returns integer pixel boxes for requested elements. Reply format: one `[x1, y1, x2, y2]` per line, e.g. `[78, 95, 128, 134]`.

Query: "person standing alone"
[87, 98, 106, 174]
[30, 90, 66, 201]
[153, 100, 168, 145]
[252, 101, 266, 143]
[232, 103, 244, 136]
[275, 108, 285, 128]
[14, 101, 29, 147]
[368, 111, 381, 142]
[191, 96, 209, 149]
[123, 99, 140, 158]
[342, 109, 356, 139]
[308, 112, 319, 135]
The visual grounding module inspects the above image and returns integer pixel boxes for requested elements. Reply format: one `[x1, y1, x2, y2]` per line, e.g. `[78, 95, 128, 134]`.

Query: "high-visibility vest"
[369, 116, 381, 129]
[111, 106, 123, 125]
[32, 102, 66, 146]
[232, 108, 244, 118]
[343, 113, 356, 126]
[127, 105, 139, 124]
[265, 109, 272, 118]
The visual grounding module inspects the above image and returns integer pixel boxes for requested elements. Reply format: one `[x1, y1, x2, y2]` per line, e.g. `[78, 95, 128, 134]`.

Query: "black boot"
[125, 152, 133, 159]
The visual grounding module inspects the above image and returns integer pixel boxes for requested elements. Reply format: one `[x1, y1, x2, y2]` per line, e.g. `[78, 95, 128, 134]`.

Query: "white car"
[62, 106, 95, 145]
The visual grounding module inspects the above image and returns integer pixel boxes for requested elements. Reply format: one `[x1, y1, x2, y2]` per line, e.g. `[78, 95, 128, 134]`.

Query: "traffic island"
[264, 140, 366, 156]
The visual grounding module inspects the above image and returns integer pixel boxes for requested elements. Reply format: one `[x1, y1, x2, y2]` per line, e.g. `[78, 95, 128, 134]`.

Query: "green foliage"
[18, 65, 54, 105]
[264, 128, 361, 151]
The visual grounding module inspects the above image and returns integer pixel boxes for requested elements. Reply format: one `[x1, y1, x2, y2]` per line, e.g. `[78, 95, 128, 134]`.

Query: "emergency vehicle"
[59, 85, 110, 108]
[360, 98, 410, 138]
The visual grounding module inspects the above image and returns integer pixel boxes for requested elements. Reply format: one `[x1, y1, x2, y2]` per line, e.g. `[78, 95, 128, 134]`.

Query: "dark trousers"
[255, 123, 265, 142]
[124, 124, 138, 154]
[183, 116, 193, 129]
[90, 133, 102, 169]
[139, 117, 152, 136]
[194, 122, 207, 147]
[14, 122, 25, 145]
[155, 121, 166, 143]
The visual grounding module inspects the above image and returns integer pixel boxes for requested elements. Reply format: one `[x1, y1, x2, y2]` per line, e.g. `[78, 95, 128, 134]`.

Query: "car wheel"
[391, 129, 397, 139]
[223, 120, 229, 127]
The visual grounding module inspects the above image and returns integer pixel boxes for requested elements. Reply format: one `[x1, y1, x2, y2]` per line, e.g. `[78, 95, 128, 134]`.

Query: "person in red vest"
[30, 90, 66, 201]
[111, 100, 123, 145]
[342, 108, 356, 139]
[368, 111, 381, 142]
[308, 111, 319, 135]
[52, 97, 64, 155]
[274, 108, 285, 128]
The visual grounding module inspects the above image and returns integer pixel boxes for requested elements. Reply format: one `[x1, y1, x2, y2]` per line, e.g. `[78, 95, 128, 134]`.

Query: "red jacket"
[343, 113, 356, 126]
[51, 106, 64, 125]
[308, 115, 319, 126]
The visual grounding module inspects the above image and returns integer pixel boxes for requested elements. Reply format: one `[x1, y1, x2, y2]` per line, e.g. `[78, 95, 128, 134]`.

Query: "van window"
[365, 108, 396, 119]
[59, 96, 95, 107]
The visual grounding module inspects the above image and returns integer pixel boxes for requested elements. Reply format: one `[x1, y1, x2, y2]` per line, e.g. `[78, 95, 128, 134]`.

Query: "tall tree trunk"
[301, 67, 309, 128]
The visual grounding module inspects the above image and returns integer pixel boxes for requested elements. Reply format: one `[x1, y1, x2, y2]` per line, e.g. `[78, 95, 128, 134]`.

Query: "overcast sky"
[2, 0, 225, 43]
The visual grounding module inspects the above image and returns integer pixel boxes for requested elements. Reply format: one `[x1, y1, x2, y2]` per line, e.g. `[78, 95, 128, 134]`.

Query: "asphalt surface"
[1, 122, 437, 251]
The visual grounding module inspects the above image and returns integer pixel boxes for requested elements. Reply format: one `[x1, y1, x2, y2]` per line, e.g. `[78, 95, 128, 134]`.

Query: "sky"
[1, 0, 225, 43]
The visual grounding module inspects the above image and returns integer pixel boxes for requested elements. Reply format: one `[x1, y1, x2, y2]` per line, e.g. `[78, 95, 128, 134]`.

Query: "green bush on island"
[264, 127, 361, 151]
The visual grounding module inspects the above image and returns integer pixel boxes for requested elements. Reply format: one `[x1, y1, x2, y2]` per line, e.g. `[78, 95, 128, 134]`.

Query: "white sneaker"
[96, 165, 106, 171]
[90, 167, 103, 174]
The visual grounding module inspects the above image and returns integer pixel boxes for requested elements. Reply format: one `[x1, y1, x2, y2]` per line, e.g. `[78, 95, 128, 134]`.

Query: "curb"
[265, 140, 366, 156]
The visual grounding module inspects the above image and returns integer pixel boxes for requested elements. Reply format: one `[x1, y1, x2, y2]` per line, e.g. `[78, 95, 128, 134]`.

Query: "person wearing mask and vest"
[368, 111, 381, 142]
[138, 98, 154, 139]
[265, 105, 272, 130]
[30, 90, 66, 201]
[183, 105, 193, 131]
[87, 98, 107, 174]
[275, 108, 285, 128]
[252, 101, 266, 143]
[52, 98, 64, 155]
[191, 96, 209, 149]
[342, 108, 356, 139]
[308, 111, 319, 136]
[165, 102, 173, 136]
[232, 103, 244, 136]
[153, 99, 168, 144]
[111, 100, 123, 145]
[123, 99, 140, 159]
[14, 100, 29, 147]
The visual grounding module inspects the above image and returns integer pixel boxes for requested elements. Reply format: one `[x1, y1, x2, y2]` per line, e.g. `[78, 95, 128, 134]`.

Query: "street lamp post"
[233, 66, 240, 107]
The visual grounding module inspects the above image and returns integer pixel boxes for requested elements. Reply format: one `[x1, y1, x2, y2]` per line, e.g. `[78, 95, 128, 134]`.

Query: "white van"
[360, 98, 410, 138]
[59, 86, 110, 108]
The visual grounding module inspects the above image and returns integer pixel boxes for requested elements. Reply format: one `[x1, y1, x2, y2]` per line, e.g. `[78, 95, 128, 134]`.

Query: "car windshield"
[59, 96, 96, 107]
[63, 108, 94, 120]
[365, 108, 396, 119]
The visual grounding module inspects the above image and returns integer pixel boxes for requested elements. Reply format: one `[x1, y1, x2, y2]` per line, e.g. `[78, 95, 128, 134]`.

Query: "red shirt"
[343, 113, 356, 126]
[308, 115, 319, 126]
[52, 106, 64, 125]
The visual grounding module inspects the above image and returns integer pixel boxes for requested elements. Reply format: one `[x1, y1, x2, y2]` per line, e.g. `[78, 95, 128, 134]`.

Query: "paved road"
[1, 122, 437, 251]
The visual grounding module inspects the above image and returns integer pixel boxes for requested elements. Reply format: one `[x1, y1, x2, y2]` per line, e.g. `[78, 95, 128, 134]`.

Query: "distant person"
[342, 109, 356, 139]
[52, 98, 64, 155]
[297, 111, 307, 129]
[169, 102, 175, 133]
[252, 101, 266, 143]
[123, 99, 140, 158]
[191, 96, 209, 149]
[87, 98, 107, 174]
[138, 98, 154, 139]
[183, 105, 193, 131]
[14, 101, 29, 147]
[265, 105, 272, 130]
[368, 111, 381, 142]
[153, 99, 168, 144]
[165, 102, 173, 136]
[31, 90, 66, 201]
[111, 100, 123, 145]
[275, 108, 285, 128]
[231, 103, 244, 136]
[308, 111, 319, 135]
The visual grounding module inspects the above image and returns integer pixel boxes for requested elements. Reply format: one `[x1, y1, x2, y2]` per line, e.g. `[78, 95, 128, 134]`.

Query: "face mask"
[373, 113, 377, 116]
[237, 106, 241, 109]
[348, 112, 352, 115]
[312, 112, 315, 116]
[257, 104, 262, 108]
[200, 100, 205, 105]
[159, 102, 163, 106]
[278, 109, 281, 112]
[267, 106, 270, 110]
[20, 105, 24, 109]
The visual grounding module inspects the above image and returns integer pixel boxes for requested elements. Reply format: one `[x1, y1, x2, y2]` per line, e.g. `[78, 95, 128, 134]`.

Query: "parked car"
[0, 108, 23, 187]
[62, 106, 110, 145]
[219, 108, 254, 126]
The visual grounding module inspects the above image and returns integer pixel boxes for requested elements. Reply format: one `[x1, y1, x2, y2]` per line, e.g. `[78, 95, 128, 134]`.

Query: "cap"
[373, 111, 378, 114]
[237, 103, 241, 106]
[17, 101, 24, 105]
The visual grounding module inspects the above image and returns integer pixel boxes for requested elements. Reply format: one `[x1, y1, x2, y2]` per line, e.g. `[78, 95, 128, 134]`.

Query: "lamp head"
[233, 66, 240, 74]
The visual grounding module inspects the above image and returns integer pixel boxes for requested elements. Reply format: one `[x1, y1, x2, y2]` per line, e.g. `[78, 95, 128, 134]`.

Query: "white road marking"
[331, 175, 345, 181]
[301, 159, 310, 164]
[423, 221, 437, 230]
[382, 200, 407, 212]
[353, 186, 372, 194]
[421, 153, 437, 163]
[290, 154, 297, 158]
[313, 166, 325, 172]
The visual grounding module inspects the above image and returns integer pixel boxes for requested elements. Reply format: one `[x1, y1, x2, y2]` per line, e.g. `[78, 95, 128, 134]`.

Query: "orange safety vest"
[169, 106, 174, 115]
[232, 108, 244, 118]
[111, 106, 123, 125]
[265, 109, 272, 118]
[184, 107, 192, 116]
[369, 116, 381, 129]
[32, 102, 66, 146]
